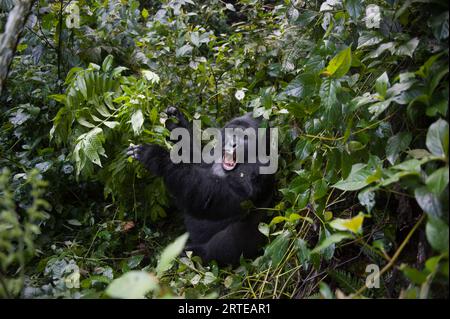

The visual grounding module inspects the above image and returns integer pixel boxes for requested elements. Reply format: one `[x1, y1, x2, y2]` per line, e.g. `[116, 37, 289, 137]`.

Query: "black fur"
[127, 107, 275, 265]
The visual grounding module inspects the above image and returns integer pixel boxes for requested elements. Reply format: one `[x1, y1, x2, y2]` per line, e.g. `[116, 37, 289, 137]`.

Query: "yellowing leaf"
[141, 8, 149, 19]
[329, 212, 366, 234]
[321, 47, 352, 78]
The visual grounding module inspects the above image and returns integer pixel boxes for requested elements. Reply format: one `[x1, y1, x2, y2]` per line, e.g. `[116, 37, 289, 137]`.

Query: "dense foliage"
[0, 0, 448, 299]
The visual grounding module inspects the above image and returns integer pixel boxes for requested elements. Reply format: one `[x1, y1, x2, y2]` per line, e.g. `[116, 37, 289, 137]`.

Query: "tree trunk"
[0, 0, 35, 96]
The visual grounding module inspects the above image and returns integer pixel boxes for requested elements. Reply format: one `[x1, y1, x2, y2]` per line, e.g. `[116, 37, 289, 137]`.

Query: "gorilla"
[127, 107, 276, 266]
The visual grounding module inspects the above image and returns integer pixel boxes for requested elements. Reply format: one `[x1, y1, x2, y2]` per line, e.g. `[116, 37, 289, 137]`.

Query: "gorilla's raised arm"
[127, 142, 257, 220]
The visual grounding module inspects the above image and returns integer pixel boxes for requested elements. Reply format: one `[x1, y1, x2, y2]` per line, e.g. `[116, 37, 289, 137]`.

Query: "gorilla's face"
[221, 114, 260, 172]
[222, 130, 238, 171]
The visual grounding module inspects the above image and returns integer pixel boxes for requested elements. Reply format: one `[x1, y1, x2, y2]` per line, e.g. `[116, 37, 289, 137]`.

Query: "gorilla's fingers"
[165, 106, 180, 117]
[126, 144, 142, 160]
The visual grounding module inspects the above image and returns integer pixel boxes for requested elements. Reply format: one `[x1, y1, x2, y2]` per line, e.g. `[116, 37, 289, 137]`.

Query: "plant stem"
[352, 214, 426, 298]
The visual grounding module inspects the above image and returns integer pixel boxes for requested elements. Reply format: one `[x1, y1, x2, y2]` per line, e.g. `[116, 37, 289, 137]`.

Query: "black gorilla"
[127, 107, 275, 265]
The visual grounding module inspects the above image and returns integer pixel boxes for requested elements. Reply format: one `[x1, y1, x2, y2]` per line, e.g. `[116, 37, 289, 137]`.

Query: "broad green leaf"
[375, 72, 390, 98]
[329, 212, 365, 234]
[282, 73, 319, 99]
[426, 167, 449, 195]
[400, 265, 428, 285]
[130, 109, 144, 136]
[104, 121, 119, 129]
[332, 163, 372, 191]
[426, 119, 449, 158]
[77, 117, 95, 128]
[263, 230, 291, 267]
[363, 42, 396, 60]
[295, 238, 311, 269]
[345, 0, 363, 20]
[319, 78, 340, 122]
[176, 44, 193, 57]
[258, 223, 270, 237]
[106, 271, 158, 299]
[368, 98, 393, 119]
[416, 52, 446, 79]
[102, 55, 114, 72]
[295, 139, 314, 162]
[190, 31, 200, 47]
[386, 132, 412, 165]
[357, 31, 383, 49]
[430, 11, 449, 41]
[156, 233, 189, 276]
[426, 217, 449, 253]
[395, 38, 419, 58]
[321, 47, 352, 78]
[311, 232, 352, 254]
[415, 186, 443, 219]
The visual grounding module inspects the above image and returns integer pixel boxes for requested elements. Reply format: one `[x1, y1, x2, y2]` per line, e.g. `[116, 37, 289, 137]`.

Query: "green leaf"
[295, 139, 314, 162]
[106, 271, 158, 299]
[332, 163, 372, 191]
[357, 31, 383, 49]
[321, 47, 352, 78]
[345, 0, 363, 20]
[102, 55, 114, 72]
[375, 72, 390, 98]
[77, 117, 95, 128]
[258, 223, 270, 237]
[430, 11, 449, 41]
[73, 127, 106, 172]
[176, 44, 193, 58]
[426, 119, 449, 158]
[156, 233, 189, 276]
[319, 78, 340, 122]
[130, 109, 144, 136]
[311, 232, 352, 254]
[400, 265, 428, 285]
[141, 8, 149, 19]
[127, 255, 144, 269]
[190, 31, 200, 47]
[282, 73, 319, 99]
[426, 167, 449, 195]
[426, 217, 449, 253]
[386, 132, 412, 165]
[263, 230, 291, 267]
[329, 212, 365, 234]
[76, 76, 87, 99]
[415, 186, 443, 219]
[295, 239, 311, 269]
[395, 38, 419, 58]
[104, 121, 119, 129]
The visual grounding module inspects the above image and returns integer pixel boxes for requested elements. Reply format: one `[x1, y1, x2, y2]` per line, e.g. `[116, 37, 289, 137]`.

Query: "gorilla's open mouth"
[222, 148, 237, 171]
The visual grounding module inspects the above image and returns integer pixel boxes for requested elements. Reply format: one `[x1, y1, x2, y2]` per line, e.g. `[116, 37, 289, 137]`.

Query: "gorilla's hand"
[165, 106, 189, 132]
[127, 144, 169, 176]
[126, 144, 144, 161]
